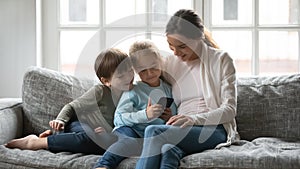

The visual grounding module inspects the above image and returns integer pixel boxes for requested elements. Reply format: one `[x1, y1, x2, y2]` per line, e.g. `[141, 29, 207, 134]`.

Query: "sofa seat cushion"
[0, 145, 138, 169]
[22, 67, 94, 136]
[180, 137, 300, 169]
[1, 138, 299, 169]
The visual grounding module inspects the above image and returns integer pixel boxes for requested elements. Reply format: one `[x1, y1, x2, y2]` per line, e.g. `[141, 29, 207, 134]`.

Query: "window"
[41, 0, 194, 77]
[41, 0, 300, 76]
[205, 0, 300, 75]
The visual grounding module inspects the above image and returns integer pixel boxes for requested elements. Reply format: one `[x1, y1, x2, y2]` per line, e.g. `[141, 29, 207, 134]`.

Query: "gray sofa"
[0, 66, 299, 169]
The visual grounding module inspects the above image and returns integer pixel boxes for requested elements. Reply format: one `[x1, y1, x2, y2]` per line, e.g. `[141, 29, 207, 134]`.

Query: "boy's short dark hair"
[94, 48, 129, 81]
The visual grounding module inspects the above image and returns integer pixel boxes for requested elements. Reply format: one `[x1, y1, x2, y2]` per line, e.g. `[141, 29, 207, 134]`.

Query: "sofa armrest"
[0, 98, 23, 144]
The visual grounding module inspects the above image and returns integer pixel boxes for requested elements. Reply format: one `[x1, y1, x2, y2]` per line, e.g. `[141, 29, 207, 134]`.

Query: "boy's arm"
[56, 85, 103, 124]
[55, 104, 75, 124]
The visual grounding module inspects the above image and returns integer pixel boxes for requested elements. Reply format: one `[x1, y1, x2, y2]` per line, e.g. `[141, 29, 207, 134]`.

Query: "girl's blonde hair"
[129, 40, 163, 71]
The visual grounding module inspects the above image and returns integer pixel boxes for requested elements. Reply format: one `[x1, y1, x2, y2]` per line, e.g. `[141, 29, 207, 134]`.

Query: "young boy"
[5, 48, 134, 154]
[94, 40, 176, 169]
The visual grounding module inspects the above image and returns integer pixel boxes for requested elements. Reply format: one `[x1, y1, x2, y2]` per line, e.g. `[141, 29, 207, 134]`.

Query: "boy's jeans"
[48, 121, 116, 154]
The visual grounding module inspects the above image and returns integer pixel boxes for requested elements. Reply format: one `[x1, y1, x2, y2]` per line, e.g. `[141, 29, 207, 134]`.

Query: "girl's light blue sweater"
[114, 79, 177, 137]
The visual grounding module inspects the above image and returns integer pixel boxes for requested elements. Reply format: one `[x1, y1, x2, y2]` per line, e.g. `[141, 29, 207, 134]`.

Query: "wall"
[0, 0, 36, 98]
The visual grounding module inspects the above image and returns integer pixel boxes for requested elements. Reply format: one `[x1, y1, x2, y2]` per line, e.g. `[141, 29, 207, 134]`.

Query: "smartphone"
[157, 97, 174, 109]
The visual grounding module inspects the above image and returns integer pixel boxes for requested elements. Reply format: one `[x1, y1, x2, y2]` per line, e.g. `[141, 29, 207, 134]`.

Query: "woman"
[135, 9, 240, 169]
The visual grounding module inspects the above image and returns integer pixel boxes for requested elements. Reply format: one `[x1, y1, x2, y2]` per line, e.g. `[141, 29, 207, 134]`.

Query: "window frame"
[203, 0, 300, 75]
[40, 0, 201, 72]
[40, 0, 300, 75]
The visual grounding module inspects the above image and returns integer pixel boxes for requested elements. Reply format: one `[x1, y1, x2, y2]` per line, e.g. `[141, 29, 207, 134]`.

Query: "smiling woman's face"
[167, 34, 199, 62]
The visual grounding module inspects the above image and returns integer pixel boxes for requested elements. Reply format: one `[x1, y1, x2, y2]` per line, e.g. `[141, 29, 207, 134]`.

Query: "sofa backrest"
[21, 67, 300, 141]
[22, 66, 94, 136]
[236, 73, 300, 141]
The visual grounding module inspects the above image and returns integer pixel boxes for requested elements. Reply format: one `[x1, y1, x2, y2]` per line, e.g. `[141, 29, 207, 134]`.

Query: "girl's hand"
[94, 127, 106, 134]
[146, 98, 164, 120]
[166, 114, 195, 128]
[159, 108, 172, 121]
[49, 120, 65, 131]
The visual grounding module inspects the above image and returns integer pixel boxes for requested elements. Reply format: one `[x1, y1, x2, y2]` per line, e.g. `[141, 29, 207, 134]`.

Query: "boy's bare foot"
[39, 130, 52, 138]
[5, 135, 47, 150]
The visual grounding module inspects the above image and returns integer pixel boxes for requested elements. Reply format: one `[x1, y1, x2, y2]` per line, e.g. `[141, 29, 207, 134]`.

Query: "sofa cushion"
[180, 137, 300, 169]
[236, 74, 300, 141]
[0, 145, 137, 169]
[22, 66, 94, 136]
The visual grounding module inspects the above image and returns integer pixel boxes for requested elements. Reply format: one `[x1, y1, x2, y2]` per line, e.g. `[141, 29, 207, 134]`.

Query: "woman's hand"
[166, 114, 195, 128]
[159, 108, 172, 121]
[146, 98, 163, 120]
[49, 120, 65, 131]
[94, 127, 106, 134]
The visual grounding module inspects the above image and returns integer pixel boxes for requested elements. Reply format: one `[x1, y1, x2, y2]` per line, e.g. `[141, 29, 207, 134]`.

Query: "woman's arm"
[191, 53, 237, 125]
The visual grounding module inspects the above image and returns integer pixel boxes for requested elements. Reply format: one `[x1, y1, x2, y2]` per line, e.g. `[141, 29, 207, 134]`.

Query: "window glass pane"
[212, 31, 252, 75]
[107, 30, 171, 57]
[106, 31, 147, 82]
[60, 30, 97, 75]
[151, 31, 171, 57]
[211, 0, 253, 25]
[105, 30, 146, 52]
[259, 0, 300, 25]
[105, 0, 146, 26]
[259, 31, 299, 74]
[60, 0, 99, 25]
[151, 0, 193, 26]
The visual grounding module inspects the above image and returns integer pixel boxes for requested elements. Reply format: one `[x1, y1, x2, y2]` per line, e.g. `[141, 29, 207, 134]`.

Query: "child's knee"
[145, 125, 163, 136]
